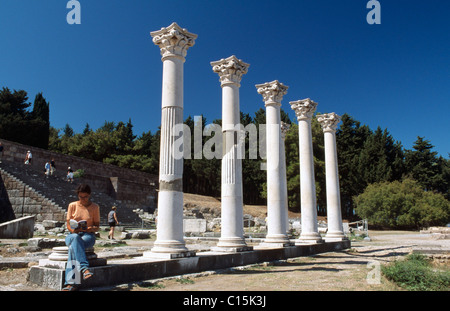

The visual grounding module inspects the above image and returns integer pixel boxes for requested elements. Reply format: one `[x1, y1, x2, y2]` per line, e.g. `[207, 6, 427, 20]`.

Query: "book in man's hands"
[69, 219, 87, 230]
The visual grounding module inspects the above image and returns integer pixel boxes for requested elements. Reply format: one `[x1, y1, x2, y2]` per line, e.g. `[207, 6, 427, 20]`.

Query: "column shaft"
[255, 80, 290, 247]
[220, 84, 245, 246]
[298, 119, 321, 242]
[211, 55, 251, 252]
[146, 22, 197, 258]
[281, 122, 290, 236]
[317, 113, 346, 241]
[265, 111, 289, 244]
[290, 99, 323, 244]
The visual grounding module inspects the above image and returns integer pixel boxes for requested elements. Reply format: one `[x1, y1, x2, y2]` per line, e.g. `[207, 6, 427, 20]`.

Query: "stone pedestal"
[317, 113, 347, 242]
[290, 99, 323, 244]
[38, 246, 107, 269]
[145, 22, 198, 259]
[211, 55, 252, 253]
[255, 81, 292, 248]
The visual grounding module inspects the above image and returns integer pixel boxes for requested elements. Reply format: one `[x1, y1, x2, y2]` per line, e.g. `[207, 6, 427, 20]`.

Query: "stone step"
[0, 161, 142, 225]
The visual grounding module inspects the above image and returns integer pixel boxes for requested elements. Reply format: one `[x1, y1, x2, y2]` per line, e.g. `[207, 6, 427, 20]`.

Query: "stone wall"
[0, 139, 158, 207]
[0, 215, 35, 239]
[0, 173, 15, 223]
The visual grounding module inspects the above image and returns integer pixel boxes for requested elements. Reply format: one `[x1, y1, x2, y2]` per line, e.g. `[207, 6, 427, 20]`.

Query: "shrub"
[73, 169, 85, 178]
[354, 178, 450, 229]
[382, 254, 450, 291]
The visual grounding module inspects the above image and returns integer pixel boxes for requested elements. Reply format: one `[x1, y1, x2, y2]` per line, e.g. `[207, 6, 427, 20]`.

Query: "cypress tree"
[31, 92, 50, 149]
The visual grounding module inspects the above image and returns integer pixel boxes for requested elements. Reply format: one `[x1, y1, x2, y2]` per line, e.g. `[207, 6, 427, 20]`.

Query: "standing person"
[67, 167, 74, 183]
[44, 161, 50, 177]
[108, 206, 119, 240]
[50, 158, 56, 175]
[25, 150, 32, 164]
[62, 184, 100, 291]
[0, 142, 3, 163]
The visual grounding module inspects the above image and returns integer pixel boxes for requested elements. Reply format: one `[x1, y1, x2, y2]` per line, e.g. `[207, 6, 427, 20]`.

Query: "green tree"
[0, 87, 30, 116]
[335, 114, 372, 217]
[113, 119, 136, 155]
[82, 123, 92, 136]
[242, 111, 265, 204]
[48, 126, 62, 151]
[63, 123, 74, 138]
[0, 88, 51, 149]
[354, 178, 450, 229]
[404, 136, 448, 195]
[358, 126, 404, 185]
[30, 92, 50, 149]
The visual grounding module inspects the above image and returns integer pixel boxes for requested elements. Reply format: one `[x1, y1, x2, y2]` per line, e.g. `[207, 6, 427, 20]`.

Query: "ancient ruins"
[25, 22, 350, 289]
[145, 22, 347, 258]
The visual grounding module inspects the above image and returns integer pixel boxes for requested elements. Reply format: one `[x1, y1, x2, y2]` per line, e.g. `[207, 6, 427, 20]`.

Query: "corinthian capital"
[151, 22, 198, 60]
[255, 80, 289, 106]
[317, 112, 341, 132]
[289, 98, 318, 121]
[211, 55, 250, 87]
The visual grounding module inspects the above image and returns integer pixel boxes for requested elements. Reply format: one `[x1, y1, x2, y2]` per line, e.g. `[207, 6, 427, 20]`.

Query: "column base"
[143, 250, 197, 259]
[211, 245, 254, 253]
[47, 246, 98, 261]
[212, 237, 253, 253]
[324, 232, 348, 242]
[144, 240, 196, 259]
[39, 246, 107, 269]
[256, 241, 294, 249]
[257, 235, 293, 248]
[295, 232, 324, 245]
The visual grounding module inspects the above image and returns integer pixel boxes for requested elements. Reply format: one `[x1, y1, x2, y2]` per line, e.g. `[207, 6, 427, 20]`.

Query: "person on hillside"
[62, 184, 100, 291]
[67, 167, 74, 183]
[24, 150, 32, 164]
[108, 206, 119, 240]
[44, 161, 50, 177]
[50, 158, 56, 175]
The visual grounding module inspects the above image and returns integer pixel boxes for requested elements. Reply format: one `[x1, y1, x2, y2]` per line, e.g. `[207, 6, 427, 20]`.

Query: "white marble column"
[317, 113, 347, 241]
[281, 121, 290, 236]
[146, 23, 197, 258]
[255, 81, 292, 247]
[290, 99, 323, 244]
[211, 55, 252, 252]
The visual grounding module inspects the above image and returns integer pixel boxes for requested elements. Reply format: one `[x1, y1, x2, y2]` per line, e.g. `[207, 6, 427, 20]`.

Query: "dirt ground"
[1, 230, 448, 291]
[127, 231, 447, 292]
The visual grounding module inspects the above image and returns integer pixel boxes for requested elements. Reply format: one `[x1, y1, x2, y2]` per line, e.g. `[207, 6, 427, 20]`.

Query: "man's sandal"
[83, 269, 94, 280]
[61, 284, 77, 291]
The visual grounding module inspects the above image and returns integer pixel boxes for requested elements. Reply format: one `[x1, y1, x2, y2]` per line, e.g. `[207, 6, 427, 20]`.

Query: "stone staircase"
[0, 160, 142, 226]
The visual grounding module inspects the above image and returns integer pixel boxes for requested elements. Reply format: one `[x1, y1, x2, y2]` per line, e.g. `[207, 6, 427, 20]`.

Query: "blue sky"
[1, 0, 449, 157]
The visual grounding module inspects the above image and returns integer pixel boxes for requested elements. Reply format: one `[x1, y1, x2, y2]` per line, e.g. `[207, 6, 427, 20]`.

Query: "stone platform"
[28, 240, 350, 290]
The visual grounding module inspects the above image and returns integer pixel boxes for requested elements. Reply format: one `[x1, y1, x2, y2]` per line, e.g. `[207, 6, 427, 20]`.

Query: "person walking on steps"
[67, 167, 74, 183]
[44, 161, 50, 177]
[108, 206, 119, 240]
[62, 184, 100, 291]
[24, 150, 32, 165]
